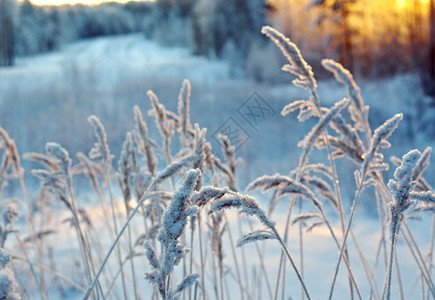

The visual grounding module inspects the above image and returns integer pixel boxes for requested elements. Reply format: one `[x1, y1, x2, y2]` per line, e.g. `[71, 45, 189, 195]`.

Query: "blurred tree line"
[271, 0, 434, 94]
[427, 0, 435, 95]
[0, 0, 18, 66]
[0, 0, 433, 94]
[14, 0, 150, 55]
[1, 0, 268, 75]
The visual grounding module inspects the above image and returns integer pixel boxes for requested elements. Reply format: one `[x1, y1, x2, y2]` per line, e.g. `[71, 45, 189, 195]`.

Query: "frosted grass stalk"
[261, 26, 358, 299]
[0, 128, 49, 298]
[133, 105, 157, 175]
[84, 154, 201, 299]
[88, 116, 128, 300]
[118, 132, 140, 300]
[144, 169, 200, 300]
[329, 113, 403, 300]
[207, 189, 312, 300]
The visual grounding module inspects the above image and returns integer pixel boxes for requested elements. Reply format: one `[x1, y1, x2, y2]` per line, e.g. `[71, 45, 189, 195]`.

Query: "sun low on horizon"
[20, 0, 154, 6]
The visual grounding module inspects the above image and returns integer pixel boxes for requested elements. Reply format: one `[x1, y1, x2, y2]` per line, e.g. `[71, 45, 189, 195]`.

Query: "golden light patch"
[396, 0, 429, 10]
[23, 0, 154, 7]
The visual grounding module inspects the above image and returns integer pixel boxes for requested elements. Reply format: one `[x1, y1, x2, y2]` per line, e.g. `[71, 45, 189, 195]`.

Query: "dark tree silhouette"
[191, 0, 267, 61]
[309, 0, 358, 72]
[423, 0, 435, 96]
[0, 0, 18, 67]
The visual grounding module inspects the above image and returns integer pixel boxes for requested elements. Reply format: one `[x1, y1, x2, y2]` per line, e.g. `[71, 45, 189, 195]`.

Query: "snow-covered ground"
[0, 34, 434, 299]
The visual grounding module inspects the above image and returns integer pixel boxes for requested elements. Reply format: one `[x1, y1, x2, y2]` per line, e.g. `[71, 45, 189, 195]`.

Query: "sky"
[22, 0, 152, 6]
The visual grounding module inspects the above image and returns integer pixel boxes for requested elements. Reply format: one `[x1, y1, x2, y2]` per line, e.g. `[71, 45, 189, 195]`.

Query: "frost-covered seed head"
[46, 142, 71, 174]
[2, 205, 18, 226]
[158, 169, 200, 244]
[237, 230, 277, 247]
[88, 115, 111, 162]
[261, 26, 317, 93]
[191, 186, 228, 207]
[143, 241, 160, 270]
[321, 59, 364, 112]
[0, 128, 21, 174]
[387, 149, 422, 238]
[362, 113, 403, 173]
[178, 79, 192, 144]
[0, 268, 18, 299]
[119, 132, 138, 182]
[155, 154, 203, 187]
[133, 105, 158, 175]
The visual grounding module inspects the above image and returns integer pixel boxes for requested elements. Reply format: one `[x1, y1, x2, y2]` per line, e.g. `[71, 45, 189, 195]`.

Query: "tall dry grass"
[0, 26, 433, 300]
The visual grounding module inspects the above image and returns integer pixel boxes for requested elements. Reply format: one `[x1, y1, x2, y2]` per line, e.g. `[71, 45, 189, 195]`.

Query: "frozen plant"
[31, 142, 97, 293]
[84, 153, 204, 299]
[0, 248, 20, 300]
[0, 202, 18, 248]
[133, 105, 158, 176]
[383, 149, 435, 300]
[144, 169, 201, 300]
[189, 183, 313, 300]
